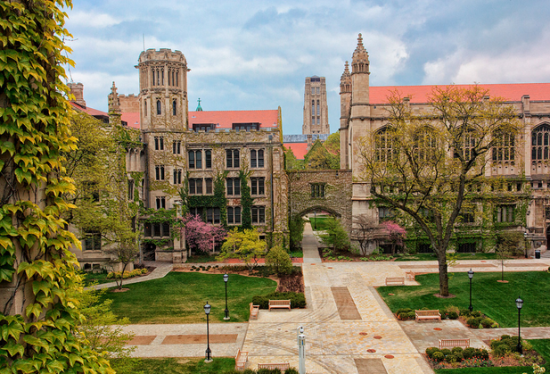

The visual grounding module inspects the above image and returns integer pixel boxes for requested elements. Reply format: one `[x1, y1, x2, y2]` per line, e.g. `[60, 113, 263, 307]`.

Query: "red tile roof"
[188, 110, 278, 129]
[122, 112, 140, 129]
[284, 143, 309, 160]
[69, 102, 109, 118]
[370, 83, 550, 104]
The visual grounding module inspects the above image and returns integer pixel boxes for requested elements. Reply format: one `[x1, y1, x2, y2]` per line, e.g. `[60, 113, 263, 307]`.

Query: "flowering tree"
[180, 214, 227, 255]
[382, 221, 406, 255]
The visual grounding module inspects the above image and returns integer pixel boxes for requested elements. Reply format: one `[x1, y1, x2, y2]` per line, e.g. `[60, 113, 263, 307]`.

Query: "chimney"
[68, 82, 86, 107]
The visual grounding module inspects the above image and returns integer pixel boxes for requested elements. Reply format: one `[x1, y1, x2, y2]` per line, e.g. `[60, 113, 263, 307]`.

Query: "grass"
[81, 271, 112, 286]
[394, 253, 505, 261]
[434, 339, 550, 373]
[111, 357, 235, 374]
[289, 250, 303, 258]
[378, 271, 550, 327]
[101, 272, 277, 324]
[309, 216, 331, 231]
[186, 254, 219, 263]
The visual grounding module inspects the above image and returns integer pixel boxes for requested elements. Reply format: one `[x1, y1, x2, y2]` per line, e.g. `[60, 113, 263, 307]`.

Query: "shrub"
[451, 347, 463, 355]
[493, 345, 510, 357]
[471, 310, 482, 318]
[441, 349, 451, 356]
[266, 246, 293, 275]
[463, 347, 475, 359]
[426, 347, 440, 358]
[447, 311, 459, 319]
[481, 318, 495, 328]
[284, 369, 299, 374]
[459, 309, 471, 317]
[475, 349, 489, 360]
[439, 309, 448, 319]
[445, 354, 458, 363]
[406, 311, 415, 319]
[396, 308, 413, 314]
[467, 317, 482, 328]
[453, 351, 463, 361]
[432, 352, 445, 362]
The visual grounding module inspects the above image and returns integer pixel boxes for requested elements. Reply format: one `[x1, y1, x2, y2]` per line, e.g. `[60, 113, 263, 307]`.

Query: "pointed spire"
[196, 98, 203, 111]
[354, 33, 366, 54]
[108, 81, 121, 115]
[340, 61, 352, 93]
[351, 33, 369, 74]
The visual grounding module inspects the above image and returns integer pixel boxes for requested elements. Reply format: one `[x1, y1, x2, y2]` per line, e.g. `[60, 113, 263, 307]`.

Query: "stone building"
[340, 34, 550, 254]
[303, 76, 330, 135]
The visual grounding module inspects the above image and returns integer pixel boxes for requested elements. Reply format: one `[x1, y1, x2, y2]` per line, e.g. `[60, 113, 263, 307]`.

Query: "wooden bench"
[249, 302, 260, 320]
[268, 300, 291, 311]
[415, 310, 441, 322]
[439, 339, 470, 349]
[235, 349, 248, 371]
[385, 277, 405, 286]
[258, 363, 290, 371]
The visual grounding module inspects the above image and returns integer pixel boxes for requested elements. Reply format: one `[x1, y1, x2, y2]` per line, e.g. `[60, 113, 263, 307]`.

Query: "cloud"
[67, 11, 121, 28]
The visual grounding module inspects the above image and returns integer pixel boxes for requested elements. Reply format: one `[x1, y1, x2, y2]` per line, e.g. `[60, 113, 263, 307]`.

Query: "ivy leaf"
[23, 335, 48, 352]
[47, 360, 65, 372]
[68, 353, 83, 367]
[1, 339, 24, 357]
[32, 280, 51, 297]
[0, 267, 15, 282]
[13, 359, 35, 373]
[24, 302, 42, 319]
[0, 320, 23, 341]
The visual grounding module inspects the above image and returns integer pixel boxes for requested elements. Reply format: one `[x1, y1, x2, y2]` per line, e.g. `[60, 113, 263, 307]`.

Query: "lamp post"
[516, 296, 523, 354]
[204, 302, 212, 362]
[468, 269, 474, 312]
[524, 231, 528, 258]
[223, 274, 230, 320]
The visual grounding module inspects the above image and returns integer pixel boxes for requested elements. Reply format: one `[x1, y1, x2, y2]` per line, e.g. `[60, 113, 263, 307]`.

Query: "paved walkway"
[88, 261, 173, 290]
[302, 222, 323, 263]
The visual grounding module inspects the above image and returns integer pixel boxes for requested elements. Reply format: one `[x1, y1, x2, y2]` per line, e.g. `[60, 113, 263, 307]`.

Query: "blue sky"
[65, 0, 550, 135]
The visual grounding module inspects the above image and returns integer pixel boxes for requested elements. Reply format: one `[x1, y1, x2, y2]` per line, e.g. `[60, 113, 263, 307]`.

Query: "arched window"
[144, 100, 147, 116]
[311, 100, 315, 115]
[375, 126, 395, 162]
[455, 128, 476, 161]
[532, 124, 550, 161]
[413, 127, 437, 161]
[172, 100, 177, 116]
[156, 100, 161, 115]
[317, 100, 320, 116]
[492, 130, 515, 162]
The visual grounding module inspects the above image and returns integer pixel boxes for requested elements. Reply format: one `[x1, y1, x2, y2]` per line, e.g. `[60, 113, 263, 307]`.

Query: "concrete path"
[88, 261, 173, 290]
[302, 222, 323, 264]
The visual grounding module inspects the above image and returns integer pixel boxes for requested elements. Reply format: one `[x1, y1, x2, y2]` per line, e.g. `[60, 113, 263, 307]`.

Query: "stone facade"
[303, 76, 329, 135]
[339, 33, 550, 253]
[288, 170, 352, 231]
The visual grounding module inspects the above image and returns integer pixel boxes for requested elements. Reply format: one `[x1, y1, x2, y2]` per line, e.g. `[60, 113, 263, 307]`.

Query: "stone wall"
[119, 94, 139, 113]
[288, 170, 353, 231]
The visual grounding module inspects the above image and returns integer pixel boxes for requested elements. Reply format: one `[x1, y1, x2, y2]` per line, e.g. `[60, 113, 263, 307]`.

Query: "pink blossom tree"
[180, 214, 227, 255]
[381, 221, 406, 255]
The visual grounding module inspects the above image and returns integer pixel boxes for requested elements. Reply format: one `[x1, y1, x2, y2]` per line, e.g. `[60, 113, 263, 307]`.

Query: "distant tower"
[302, 76, 329, 135]
[339, 62, 352, 169]
[196, 98, 203, 111]
[136, 48, 189, 132]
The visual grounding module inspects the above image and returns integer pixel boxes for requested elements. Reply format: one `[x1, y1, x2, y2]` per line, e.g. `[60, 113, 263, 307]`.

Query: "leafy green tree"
[266, 246, 293, 275]
[289, 215, 305, 250]
[217, 228, 266, 270]
[358, 85, 521, 296]
[320, 218, 350, 251]
[324, 131, 340, 157]
[0, 1, 113, 372]
[284, 147, 304, 170]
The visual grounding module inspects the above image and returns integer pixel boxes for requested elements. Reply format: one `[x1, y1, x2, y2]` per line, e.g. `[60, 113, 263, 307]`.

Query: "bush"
[447, 311, 459, 319]
[441, 349, 451, 356]
[453, 351, 463, 361]
[475, 349, 489, 360]
[481, 318, 496, 328]
[439, 309, 448, 320]
[471, 310, 482, 318]
[284, 369, 299, 374]
[251, 292, 306, 309]
[467, 317, 482, 328]
[451, 347, 463, 355]
[266, 246, 293, 275]
[463, 347, 475, 359]
[459, 309, 470, 317]
[445, 354, 458, 363]
[426, 347, 440, 358]
[432, 352, 445, 362]
[493, 345, 510, 357]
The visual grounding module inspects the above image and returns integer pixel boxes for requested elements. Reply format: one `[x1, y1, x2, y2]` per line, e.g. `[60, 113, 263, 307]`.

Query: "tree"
[381, 221, 406, 255]
[352, 215, 379, 255]
[266, 246, 293, 275]
[180, 213, 227, 255]
[320, 217, 350, 251]
[324, 131, 340, 162]
[104, 244, 140, 290]
[289, 215, 305, 250]
[306, 139, 338, 169]
[217, 228, 266, 270]
[284, 147, 304, 170]
[0, 1, 113, 371]
[358, 85, 521, 296]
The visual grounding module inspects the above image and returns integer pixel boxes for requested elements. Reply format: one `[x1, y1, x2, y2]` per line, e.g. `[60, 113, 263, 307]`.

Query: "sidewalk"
[87, 261, 173, 290]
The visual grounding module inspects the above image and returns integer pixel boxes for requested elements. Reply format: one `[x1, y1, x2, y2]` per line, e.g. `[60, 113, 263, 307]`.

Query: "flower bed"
[106, 268, 148, 280]
[394, 306, 499, 328]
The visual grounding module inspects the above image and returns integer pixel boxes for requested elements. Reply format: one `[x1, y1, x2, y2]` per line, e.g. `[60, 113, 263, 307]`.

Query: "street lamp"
[516, 296, 523, 354]
[223, 274, 230, 320]
[204, 302, 212, 362]
[468, 269, 474, 312]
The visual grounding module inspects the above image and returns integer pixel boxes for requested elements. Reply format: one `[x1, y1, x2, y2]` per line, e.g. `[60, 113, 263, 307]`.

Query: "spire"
[108, 81, 121, 115]
[351, 33, 370, 75]
[340, 61, 352, 93]
[196, 98, 203, 111]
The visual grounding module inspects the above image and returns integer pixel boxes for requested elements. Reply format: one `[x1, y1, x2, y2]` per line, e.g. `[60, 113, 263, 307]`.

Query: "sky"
[65, 0, 550, 135]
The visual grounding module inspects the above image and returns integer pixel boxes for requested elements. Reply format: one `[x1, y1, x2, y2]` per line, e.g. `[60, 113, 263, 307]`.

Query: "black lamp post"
[468, 269, 474, 312]
[204, 302, 212, 362]
[516, 296, 523, 354]
[223, 274, 230, 320]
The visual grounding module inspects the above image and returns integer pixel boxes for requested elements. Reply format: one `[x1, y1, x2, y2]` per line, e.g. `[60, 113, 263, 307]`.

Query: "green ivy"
[239, 169, 253, 229]
[0, 1, 113, 372]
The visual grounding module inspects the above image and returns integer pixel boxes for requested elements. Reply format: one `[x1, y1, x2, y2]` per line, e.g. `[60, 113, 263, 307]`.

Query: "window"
[457, 242, 477, 253]
[311, 100, 315, 115]
[227, 206, 242, 225]
[455, 129, 476, 161]
[173, 140, 181, 154]
[144, 222, 152, 236]
[189, 178, 203, 195]
[250, 149, 264, 168]
[375, 127, 395, 162]
[149, 222, 170, 237]
[205, 150, 212, 169]
[172, 100, 177, 116]
[252, 206, 265, 224]
[153, 223, 161, 236]
[251, 177, 265, 195]
[155, 196, 166, 210]
[173, 169, 182, 185]
[205, 178, 213, 194]
[493, 131, 515, 162]
[532, 124, 550, 161]
[155, 165, 165, 180]
[227, 178, 240, 196]
[144, 100, 147, 116]
[206, 207, 221, 224]
[316, 87, 320, 95]
[232, 123, 259, 131]
[154, 136, 164, 151]
[84, 232, 101, 251]
[460, 208, 475, 223]
[496, 205, 515, 223]
[193, 124, 214, 132]
[156, 100, 161, 115]
[128, 180, 134, 200]
[417, 243, 432, 253]
[188, 150, 202, 169]
[378, 207, 394, 223]
[190, 207, 203, 217]
[310, 183, 325, 198]
[317, 100, 320, 115]
[226, 149, 240, 168]
[413, 127, 437, 161]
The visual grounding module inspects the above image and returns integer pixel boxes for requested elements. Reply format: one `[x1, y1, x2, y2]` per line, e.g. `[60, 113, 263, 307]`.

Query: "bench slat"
[258, 363, 290, 370]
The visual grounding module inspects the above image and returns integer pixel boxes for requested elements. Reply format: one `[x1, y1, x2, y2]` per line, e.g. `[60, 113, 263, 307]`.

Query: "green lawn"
[309, 216, 331, 231]
[101, 272, 277, 324]
[394, 253, 505, 261]
[289, 250, 303, 258]
[186, 254, 220, 263]
[81, 271, 112, 286]
[378, 271, 550, 327]
[111, 357, 235, 374]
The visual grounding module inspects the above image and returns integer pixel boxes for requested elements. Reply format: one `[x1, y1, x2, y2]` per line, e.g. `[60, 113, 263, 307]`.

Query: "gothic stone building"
[340, 34, 550, 254]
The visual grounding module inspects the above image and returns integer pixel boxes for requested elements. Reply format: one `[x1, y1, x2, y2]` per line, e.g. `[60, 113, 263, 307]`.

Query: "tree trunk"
[436, 252, 449, 296]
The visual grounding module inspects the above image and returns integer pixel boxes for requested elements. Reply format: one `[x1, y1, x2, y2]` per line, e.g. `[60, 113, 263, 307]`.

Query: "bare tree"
[352, 215, 379, 255]
[105, 244, 140, 290]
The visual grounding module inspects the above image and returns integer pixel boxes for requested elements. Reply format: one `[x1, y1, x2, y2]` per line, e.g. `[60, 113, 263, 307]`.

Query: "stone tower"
[339, 61, 352, 169]
[136, 48, 189, 132]
[302, 76, 329, 135]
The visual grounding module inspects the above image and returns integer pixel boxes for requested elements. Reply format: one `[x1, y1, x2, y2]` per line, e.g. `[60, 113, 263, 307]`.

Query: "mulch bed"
[427, 350, 544, 370]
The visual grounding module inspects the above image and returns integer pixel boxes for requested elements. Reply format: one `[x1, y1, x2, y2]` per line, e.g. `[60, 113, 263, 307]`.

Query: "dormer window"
[232, 123, 259, 132]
